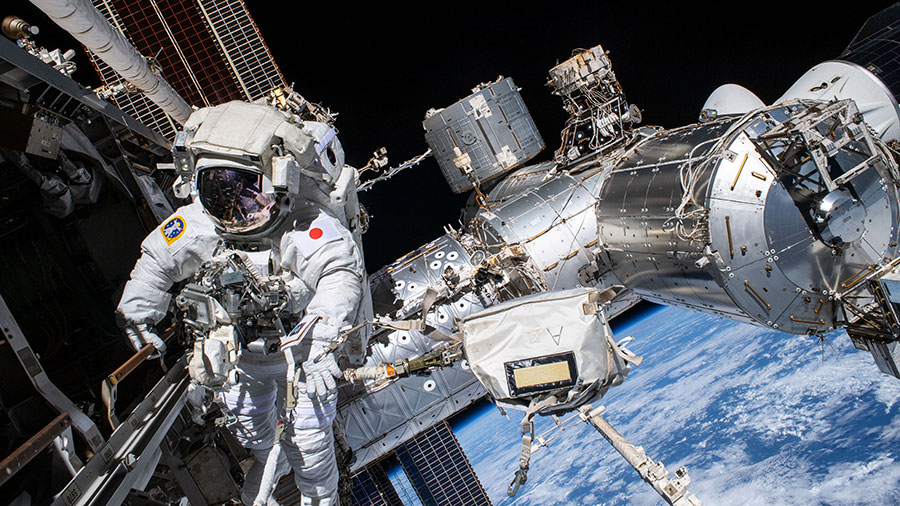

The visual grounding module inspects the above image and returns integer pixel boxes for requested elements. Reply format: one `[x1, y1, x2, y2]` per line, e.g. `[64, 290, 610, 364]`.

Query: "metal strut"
[581, 405, 702, 506]
[357, 149, 432, 192]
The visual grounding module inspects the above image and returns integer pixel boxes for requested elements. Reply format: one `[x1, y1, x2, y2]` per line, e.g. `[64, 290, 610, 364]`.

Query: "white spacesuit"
[116, 101, 366, 505]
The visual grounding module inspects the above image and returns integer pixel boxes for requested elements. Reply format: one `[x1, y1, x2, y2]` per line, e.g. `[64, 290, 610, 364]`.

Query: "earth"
[452, 305, 900, 505]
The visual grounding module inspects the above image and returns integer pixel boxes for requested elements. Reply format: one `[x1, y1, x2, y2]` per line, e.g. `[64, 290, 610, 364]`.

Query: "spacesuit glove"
[124, 322, 166, 358]
[303, 340, 342, 400]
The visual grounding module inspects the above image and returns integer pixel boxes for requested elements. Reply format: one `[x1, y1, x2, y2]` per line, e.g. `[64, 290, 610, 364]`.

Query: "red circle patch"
[310, 227, 323, 240]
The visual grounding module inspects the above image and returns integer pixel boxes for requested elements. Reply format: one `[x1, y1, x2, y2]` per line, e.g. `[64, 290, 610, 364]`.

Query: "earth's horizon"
[454, 305, 900, 505]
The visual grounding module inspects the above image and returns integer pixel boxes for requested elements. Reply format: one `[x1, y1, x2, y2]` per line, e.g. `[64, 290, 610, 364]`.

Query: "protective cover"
[459, 287, 628, 406]
[185, 101, 315, 169]
[188, 325, 240, 387]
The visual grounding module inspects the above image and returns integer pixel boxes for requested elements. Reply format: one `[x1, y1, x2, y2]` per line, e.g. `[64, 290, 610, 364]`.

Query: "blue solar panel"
[349, 460, 405, 506]
[394, 421, 492, 506]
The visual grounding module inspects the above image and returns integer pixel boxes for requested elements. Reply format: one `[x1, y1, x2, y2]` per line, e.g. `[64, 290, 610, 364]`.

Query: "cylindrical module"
[596, 118, 745, 321]
[597, 101, 900, 334]
[470, 170, 601, 291]
[30, 0, 193, 124]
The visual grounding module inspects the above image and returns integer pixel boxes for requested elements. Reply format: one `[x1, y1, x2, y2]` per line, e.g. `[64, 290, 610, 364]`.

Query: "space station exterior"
[342, 34, 900, 473]
[366, 51, 900, 348]
[597, 99, 898, 334]
[5, 2, 900, 505]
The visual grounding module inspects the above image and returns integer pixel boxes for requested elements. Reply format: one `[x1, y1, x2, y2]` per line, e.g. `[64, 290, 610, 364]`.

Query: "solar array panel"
[88, 0, 285, 139]
[350, 461, 405, 506]
[198, 0, 284, 102]
[840, 4, 900, 102]
[394, 421, 492, 506]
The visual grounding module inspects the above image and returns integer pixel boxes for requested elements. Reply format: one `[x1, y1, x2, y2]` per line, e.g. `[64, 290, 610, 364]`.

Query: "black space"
[251, 3, 896, 269]
[7, 1, 899, 270]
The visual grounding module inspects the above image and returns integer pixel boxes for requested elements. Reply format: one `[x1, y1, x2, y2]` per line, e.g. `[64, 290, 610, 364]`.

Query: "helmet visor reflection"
[197, 168, 277, 233]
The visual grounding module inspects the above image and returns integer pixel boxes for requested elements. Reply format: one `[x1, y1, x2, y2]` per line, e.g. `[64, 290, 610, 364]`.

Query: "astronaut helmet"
[194, 157, 281, 235]
[173, 101, 345, 237]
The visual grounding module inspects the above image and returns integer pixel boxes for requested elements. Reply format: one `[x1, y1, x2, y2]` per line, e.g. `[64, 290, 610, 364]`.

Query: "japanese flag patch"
[161, 216, 186, 245]
[297, 215, 341, 257]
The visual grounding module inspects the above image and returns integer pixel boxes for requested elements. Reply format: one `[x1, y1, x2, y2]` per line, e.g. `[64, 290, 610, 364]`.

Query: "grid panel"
[840, 9, 900, 101]
[157, 0, 244, 104]
[394, 421, 492, 506]
[200, 0, 285, 100]
[386, 458, 424, 506]
[350, 460, 405, 506]
[89, 0, 177, 138]
[87, 0, 285, 139]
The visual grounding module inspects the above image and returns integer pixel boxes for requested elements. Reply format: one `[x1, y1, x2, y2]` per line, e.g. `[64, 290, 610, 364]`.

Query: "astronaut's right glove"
[124, 322, 166, 358]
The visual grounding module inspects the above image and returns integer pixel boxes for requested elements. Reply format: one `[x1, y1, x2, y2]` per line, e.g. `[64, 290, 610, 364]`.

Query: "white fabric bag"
[459, 287, 631, 408]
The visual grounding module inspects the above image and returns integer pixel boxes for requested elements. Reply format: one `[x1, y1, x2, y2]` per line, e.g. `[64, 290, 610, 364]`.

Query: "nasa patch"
[297, 216, 340, 257]
[161, 216, 186, 245]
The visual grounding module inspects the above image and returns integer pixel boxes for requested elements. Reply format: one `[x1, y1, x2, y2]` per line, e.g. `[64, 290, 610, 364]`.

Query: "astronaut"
[116, 101, 366, 505]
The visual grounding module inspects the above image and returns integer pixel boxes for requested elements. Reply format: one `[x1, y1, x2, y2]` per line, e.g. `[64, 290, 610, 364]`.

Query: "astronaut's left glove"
[302, 323, 343, 400]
